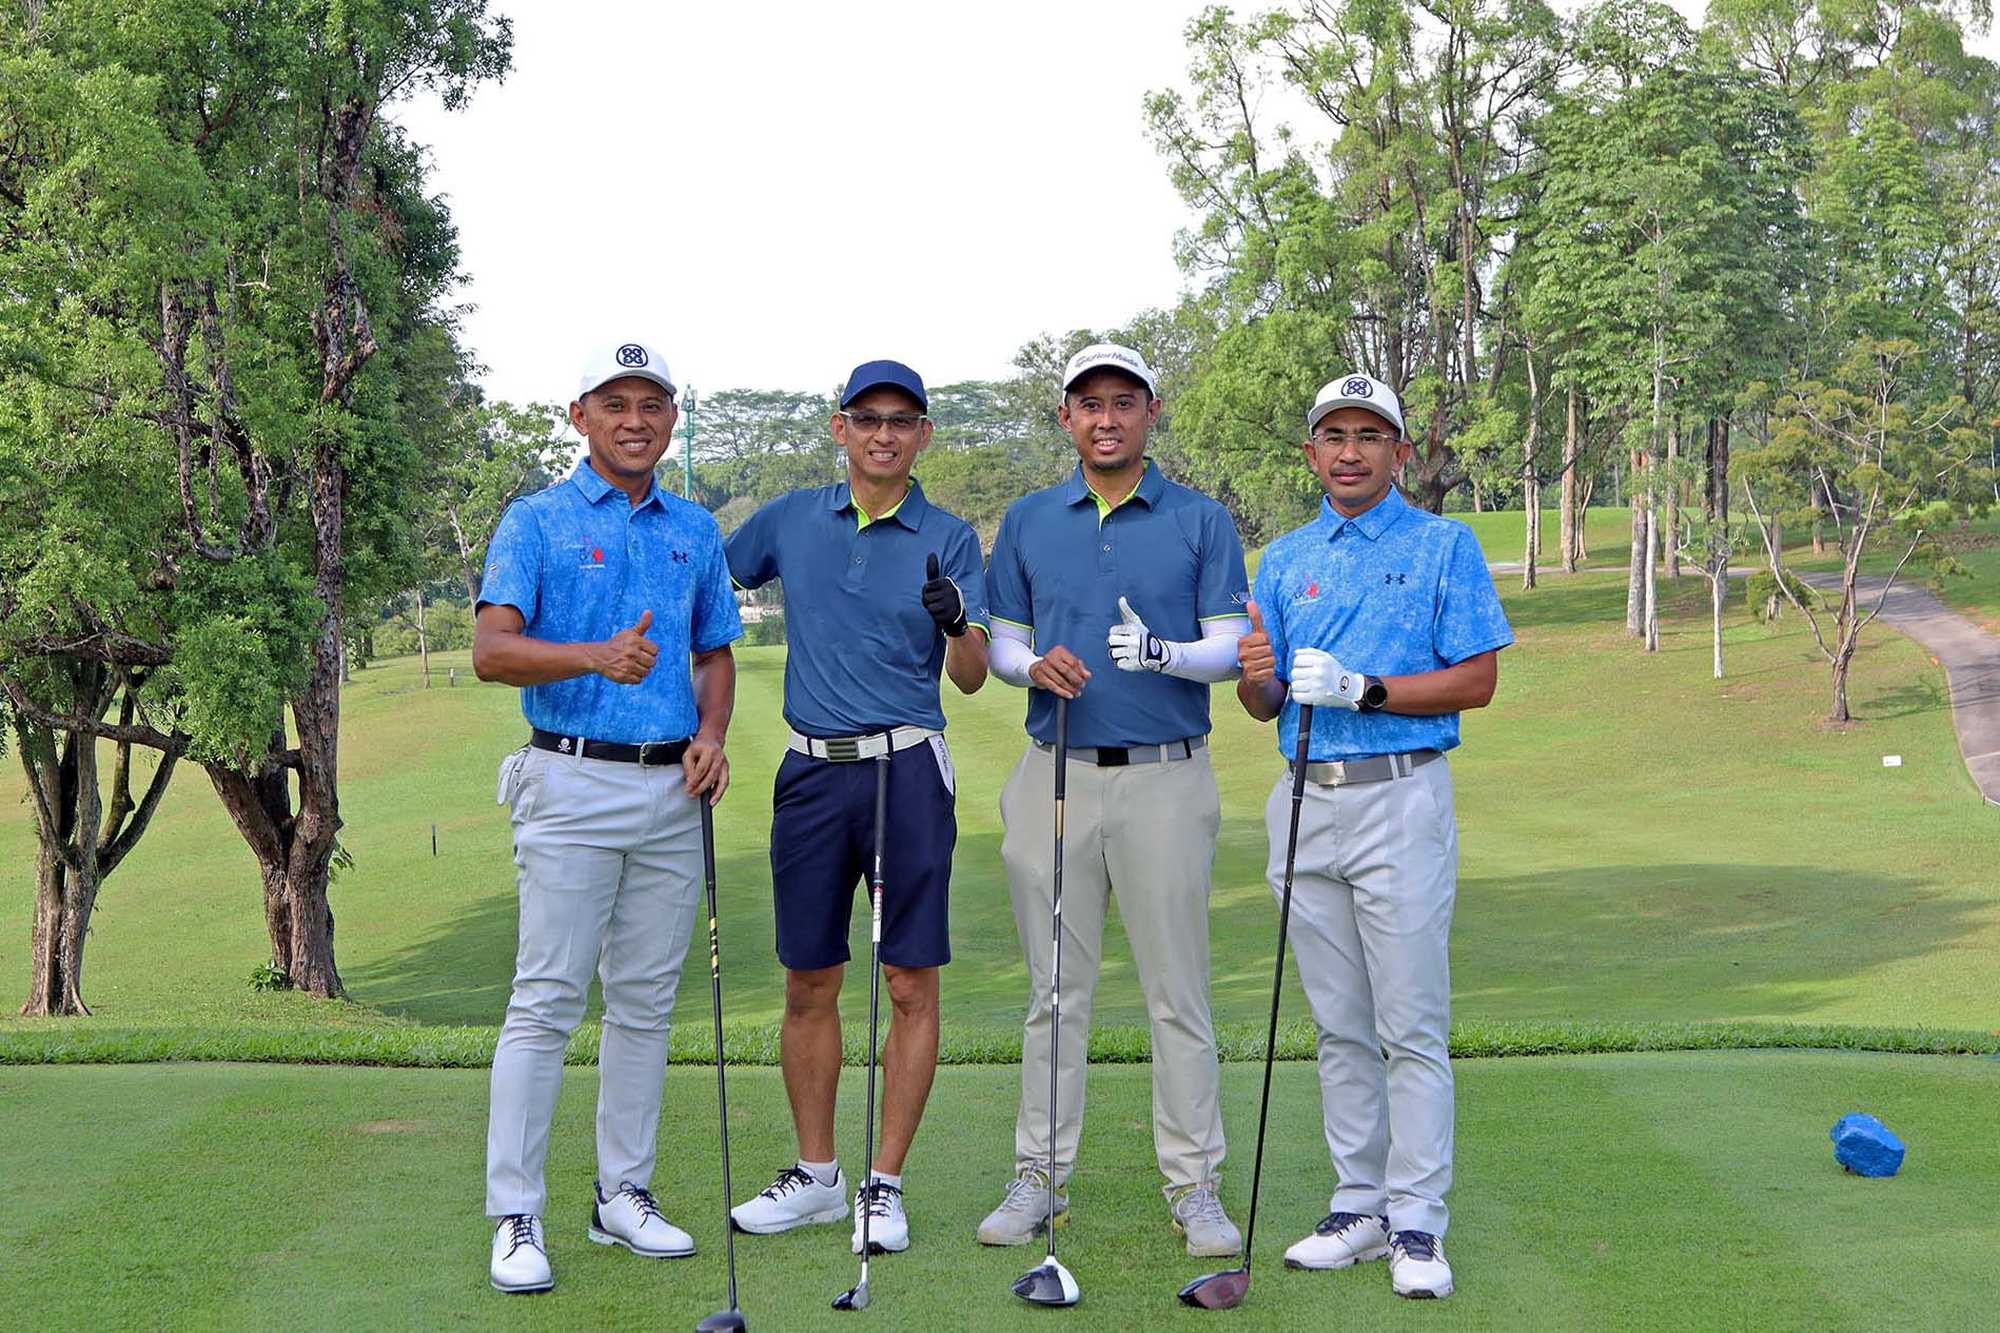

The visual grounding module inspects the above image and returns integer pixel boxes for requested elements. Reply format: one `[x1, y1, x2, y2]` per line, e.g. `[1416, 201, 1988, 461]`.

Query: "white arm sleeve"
[1157, 616, 1249, 683]
[989, 620, 1040, 689]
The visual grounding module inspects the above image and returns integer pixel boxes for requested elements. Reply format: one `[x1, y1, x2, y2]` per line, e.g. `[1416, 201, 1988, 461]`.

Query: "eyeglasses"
[839, 410, 928, 437]
[1309, 428, 1397, 448]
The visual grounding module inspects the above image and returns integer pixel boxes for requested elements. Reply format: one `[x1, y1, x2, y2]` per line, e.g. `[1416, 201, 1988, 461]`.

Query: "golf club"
[833, 750, 893, 1312]
[1013, 696, 1081, 1309]
[695, 797, 748, 1333]
[1178, 703, 1316, 1311]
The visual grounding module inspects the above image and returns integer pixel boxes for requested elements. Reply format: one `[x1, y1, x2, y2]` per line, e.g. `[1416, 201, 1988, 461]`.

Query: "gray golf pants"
[1270, 754, 1457, 1237]
[999, 742, 1227, 1190]
[485, 746, 703, 1218]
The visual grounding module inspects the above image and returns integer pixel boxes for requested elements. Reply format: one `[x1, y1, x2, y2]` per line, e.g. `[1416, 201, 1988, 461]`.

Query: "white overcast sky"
[395, 1, 1995, 409]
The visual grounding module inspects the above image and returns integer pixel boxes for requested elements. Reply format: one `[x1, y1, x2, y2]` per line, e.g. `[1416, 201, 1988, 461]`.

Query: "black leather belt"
[530, 729, 690, 766]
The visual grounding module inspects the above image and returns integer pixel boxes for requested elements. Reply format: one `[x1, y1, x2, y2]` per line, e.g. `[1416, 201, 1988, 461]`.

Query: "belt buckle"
[638, 740, 665, 766]
[823, 736, 862, 763]
[1098, 746, 1128, 768]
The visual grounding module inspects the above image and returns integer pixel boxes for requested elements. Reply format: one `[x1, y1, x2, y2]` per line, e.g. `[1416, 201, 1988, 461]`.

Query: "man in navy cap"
[476, 339, 742, 1294]
[724, 360, 989, 1258]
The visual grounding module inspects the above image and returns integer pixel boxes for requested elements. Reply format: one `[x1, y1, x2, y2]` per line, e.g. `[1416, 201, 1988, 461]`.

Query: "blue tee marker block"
[1830, 1113, 1905, 1177]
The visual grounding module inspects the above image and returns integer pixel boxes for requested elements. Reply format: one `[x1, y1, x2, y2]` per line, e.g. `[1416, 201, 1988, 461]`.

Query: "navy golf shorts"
[769, 736, 956, 971]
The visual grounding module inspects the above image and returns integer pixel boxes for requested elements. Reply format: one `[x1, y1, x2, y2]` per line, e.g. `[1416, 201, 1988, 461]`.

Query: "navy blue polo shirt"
[987, 461, 1250, 748]
[1252, 487, 1513, 762]
[725, 479, 989, 737]
[478, 463, 743, 744]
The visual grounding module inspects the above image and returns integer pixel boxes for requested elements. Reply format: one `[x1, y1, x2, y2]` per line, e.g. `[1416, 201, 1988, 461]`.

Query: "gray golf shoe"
[1168, 1183, 1243, 1258]
[976, 1169, 1068, 1246]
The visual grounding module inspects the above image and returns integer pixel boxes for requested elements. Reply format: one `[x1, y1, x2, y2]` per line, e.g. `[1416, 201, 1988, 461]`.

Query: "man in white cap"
[473, 339, 743, 1294]
[978, 343, 1252, 1258]
[1236, 372, 1511, 1300]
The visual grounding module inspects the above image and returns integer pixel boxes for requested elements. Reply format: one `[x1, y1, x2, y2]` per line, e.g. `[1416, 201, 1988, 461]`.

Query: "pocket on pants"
[496, 747, 526, 805]
[928, 734, 956, 798]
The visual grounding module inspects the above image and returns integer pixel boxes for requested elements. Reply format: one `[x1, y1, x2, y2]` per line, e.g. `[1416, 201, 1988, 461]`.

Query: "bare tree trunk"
[415, 585, 431, 689]
[1626, 448, 1647, 636]
[1709, 570, 1725, 678]
[1664, 416, 1681, 578]
[1471, 476, 1483, 513]
[1523, 350, 1541, 590]
[1560, 384, 1580, 573]
[1643, 495, 1660, 652]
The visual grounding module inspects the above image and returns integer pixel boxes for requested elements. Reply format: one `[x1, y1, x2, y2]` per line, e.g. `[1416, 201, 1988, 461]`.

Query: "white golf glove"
[1289, 648, 1365, 710]
[1107, 596, 1175, 672]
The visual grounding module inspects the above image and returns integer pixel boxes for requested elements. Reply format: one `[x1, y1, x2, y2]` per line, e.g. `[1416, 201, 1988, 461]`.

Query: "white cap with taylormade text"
[579, 340, 675, 399]
[1307, 373, 1404, 437]
[1061, 342, 1157, 400]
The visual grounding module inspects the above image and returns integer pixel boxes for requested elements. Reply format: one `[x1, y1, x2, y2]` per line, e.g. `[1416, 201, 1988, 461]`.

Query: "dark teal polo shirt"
[724, 479, 989, 738]
[986, 461, 1250, 748]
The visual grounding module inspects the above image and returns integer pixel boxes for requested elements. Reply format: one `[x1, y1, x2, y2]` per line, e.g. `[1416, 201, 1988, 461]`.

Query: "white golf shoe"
[1389, 1229, 1454, 1299]
[490, 1213, 553, 1294]
[731, 1163, 849, 1234]
[851, 1180, 910, 1254]
[976, 1169, 1068, 1246]
[1283, 1211, 1391, 1269]
[1168, 1183, 1243, 1258]
[589, 1182, 695, 1258]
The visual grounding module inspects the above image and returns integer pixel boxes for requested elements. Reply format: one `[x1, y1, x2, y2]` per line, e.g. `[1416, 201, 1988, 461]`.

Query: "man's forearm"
[1237, 674, 1286, 721]
[692, 645, 736, 742]
[944, 626, 989, 695]
[1380, 651, 1497, 715]
[473, 627, 602, 687]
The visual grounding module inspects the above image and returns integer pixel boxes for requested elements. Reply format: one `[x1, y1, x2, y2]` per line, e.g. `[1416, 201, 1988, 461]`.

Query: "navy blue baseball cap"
[840, 359, 927, 412]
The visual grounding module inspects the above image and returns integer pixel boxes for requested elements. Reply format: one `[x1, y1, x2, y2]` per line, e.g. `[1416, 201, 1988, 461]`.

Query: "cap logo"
[1342, 377, 1373, 398]
[615, 344, 649, 368]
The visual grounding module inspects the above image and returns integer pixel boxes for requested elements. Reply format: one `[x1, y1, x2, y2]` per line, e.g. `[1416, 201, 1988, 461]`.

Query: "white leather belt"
[788, 725, 937, 762]
[1294, 749, 1441, 787]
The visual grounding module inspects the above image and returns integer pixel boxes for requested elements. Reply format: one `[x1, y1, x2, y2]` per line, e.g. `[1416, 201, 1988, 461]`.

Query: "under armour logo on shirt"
[671, 550, 690, 564]
[1385, 573, 1407, 585]
[616, 344, 649, 368]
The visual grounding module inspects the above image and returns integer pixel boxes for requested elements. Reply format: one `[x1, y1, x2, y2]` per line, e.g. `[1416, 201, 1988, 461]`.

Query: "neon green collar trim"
[855, 489, 910, 529]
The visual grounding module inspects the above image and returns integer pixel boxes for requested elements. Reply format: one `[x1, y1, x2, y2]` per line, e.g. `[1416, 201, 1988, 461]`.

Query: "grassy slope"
[3, 546, 1997, 1052]
[2, 1052, 1994, 1330]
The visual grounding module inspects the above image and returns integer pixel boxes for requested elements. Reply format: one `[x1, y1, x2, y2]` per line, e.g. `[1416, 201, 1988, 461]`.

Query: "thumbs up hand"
[921, 552, 968, 637]
[595, 610, 661, 684]
[1107, 595, 1172, 672]
[1237, 600, 1277, 686]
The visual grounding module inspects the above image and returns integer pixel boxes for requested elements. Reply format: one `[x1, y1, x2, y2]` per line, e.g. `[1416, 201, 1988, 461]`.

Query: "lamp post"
[681, 385, 698, 501]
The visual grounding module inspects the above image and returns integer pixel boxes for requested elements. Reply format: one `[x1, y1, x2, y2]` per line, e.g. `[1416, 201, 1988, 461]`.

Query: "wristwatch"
[1356, 674, 1389, 712]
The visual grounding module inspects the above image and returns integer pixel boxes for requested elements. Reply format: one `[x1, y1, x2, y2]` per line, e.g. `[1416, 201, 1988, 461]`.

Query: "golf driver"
[1178, 703, 1316, 1311]
[1013, 696, 1080, 1309]
[695, 798, 748, 1333]
[833, 750, 893, 1312]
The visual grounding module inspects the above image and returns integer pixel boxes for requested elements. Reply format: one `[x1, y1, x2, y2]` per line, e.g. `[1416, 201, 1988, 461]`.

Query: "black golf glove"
[922, 553, 968, 637]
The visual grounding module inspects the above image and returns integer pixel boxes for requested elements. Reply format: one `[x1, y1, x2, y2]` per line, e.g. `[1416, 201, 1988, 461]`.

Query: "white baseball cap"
[1060, 342, 1157, 400]
[579, 340, 675, 399]
[1307, 372, 1404, 436]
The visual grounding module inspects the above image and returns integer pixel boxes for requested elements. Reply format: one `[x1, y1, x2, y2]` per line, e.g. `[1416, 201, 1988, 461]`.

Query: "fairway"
[3, 1051, 1993, 1330]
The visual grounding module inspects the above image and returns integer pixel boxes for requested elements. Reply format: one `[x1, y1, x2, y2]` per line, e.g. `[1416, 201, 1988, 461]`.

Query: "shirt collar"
[569, 462, 664, 512]
[1316, 485, 1409, 541]
[1062, 458, 1163, 509]
[831, 478, 931, 530]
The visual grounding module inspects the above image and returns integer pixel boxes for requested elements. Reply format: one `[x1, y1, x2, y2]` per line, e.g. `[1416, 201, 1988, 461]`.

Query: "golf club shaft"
[1045, 696, 1068, 1261]
[859, 752, 889, 1262]
[1242, 703, 1314, 1274]
[699, 798, 740, 1314]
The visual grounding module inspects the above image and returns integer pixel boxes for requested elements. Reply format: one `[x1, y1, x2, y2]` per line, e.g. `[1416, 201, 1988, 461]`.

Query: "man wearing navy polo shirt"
[979, 343, 1250, 1258]
[1237, 373, 1512, 1301]
[723, 360, 988, 1258]
[473, 339, 743, 1295]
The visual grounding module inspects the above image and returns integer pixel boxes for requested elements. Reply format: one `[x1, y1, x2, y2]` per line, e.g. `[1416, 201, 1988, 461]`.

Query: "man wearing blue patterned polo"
[473, 339, 743, 1295]
[1236, 372, 1512, 1301]
[979, 343, 1251, 1258]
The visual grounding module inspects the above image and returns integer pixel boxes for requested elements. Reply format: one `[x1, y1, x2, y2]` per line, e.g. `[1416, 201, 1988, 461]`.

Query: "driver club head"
[695, 1310, 748, 1332]
[831, 1279, 869, 1312]
[1012, 1257, 1081, 1307]
[1177, 1266, 1250, 1310]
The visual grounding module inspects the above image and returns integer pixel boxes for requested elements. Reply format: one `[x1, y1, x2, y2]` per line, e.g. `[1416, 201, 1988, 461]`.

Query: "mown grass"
[3, 1052, 1995, 1330]
[4, 543, 1997, 1059]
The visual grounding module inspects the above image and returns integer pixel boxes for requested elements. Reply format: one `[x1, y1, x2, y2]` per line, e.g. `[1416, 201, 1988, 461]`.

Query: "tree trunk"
[1560, 384, 1580, 573]
[1626, 449, 1647, 636]
[1471, 477, 1483, 513]
[1522, 351, 1541, 591]
[1664, 416, 1681, 578]
[415, 584, 431, 688]
[1643, 496, 1660, 652]
[1710, 568, 1725, 679]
